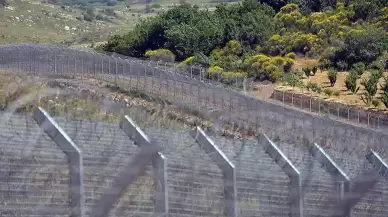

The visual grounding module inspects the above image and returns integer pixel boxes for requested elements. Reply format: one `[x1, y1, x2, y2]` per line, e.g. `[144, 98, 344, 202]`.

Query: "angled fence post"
[33, 107, 84, 217]
[309, 143, 350, 212]
[259, 134, 303, 217]
[366, 149, 388, 178]
[189, 127, 237, 217]
[120, 115, 168, 217]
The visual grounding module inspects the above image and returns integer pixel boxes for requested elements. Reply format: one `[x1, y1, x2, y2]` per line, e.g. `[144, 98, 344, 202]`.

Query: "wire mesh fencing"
[271, 89, 388, 130]
[0, 73, 388, 217]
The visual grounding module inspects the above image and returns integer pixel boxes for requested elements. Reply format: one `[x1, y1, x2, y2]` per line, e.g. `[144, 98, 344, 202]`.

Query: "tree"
[257, 0, 295, 12]
[334, 26, 388, 66]
[327, 68, 337, 86]
[351, 0, 388, 20]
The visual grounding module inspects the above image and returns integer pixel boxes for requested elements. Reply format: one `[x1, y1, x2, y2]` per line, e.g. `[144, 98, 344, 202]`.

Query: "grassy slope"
[0, 0, 158, 45]
[0, 0, 223, 46]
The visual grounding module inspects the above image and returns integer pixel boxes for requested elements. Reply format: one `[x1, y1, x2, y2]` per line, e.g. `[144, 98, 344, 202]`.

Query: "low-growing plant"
[323, 88, 333, 96]
[306, 82, 321, 93]
[380, 91, 388, 108]
[327, 68, 338, 87]
[372, 98, 381, 108]
[333, 89, 341, 97]
[144, 49, 175, 62]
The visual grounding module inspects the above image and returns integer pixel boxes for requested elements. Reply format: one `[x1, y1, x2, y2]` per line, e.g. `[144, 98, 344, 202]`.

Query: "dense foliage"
[103, 1, 276, 60]
[103, 0, 388, 84]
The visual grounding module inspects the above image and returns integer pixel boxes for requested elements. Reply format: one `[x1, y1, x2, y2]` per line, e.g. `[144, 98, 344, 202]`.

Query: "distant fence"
[272, 89, 388, 130]
[2, 44, 388, 155]
[2, 107, 387, 217]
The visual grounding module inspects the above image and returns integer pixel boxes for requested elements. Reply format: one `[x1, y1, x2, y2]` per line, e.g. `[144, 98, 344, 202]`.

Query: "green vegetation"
[103, 0, 388, 86]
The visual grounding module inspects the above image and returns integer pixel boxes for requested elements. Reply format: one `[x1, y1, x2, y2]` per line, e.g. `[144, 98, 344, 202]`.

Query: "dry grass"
[0, 70, 253, 138]
[273, 59, 388, 112]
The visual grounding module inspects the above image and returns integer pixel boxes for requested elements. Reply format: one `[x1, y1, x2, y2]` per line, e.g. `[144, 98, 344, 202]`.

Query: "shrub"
[144, 49, 175, 62]
[286, 52, 296, 60]
[345, 70, 359, 94]
[311, 66, 318, 76]
[306, 81, 322, 93]
[361, 72, 379, 106]
[336, 60, 348, 71]
[323, 88, 333, 96]
[333, 89, 341, 97]
[369, 60, 385, 72]
[283, 72, 303, 88]
[207, 66, 223, 79]
[220, 71, 247, 85]
[302, 67, 311, 77]
[380, 76, 388, 108]
[269, 70, 284, 82]
[351, 62, 366, 77]
[372, 98, 381, 108]
[327, 68, 338, 87]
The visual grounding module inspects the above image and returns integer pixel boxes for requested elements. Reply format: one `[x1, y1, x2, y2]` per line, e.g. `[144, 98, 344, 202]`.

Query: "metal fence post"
[119, 116, 168, 217]
[366, 149, 388, 178]
[33, 107, 84, 217]
[190, 127, 237, 217]
[259, 134, 303, 217]
[309, 143, 350, 208]
[115, 57, 118, 85]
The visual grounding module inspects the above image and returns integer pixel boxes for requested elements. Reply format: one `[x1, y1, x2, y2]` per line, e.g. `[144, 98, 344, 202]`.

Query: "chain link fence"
[272, 90, 388, 130]
[1, 44, 388, 217]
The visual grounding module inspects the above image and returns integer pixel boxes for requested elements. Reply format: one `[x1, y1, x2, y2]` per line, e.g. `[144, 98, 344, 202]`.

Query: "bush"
[283, 72, 303, 88]
[372, 98, 381, 108]
[361, 72, 379, 106]
[327, 68, 337, 87]
[286, 52, 296, 59]
[345, 70, 359, 94]
[302, 67, 311, 77]
[336, 60, 348, 71]
[351, 62, 366, 77]
[306, 81, 321, 93]
[311, 66, 318, 75]
[269, 70, 284, 82]
[380, 77, 388, 107]
[369, 60, 385, 72]
[207, 66, 223, 79]
[323, 88, 333, 96]
[144, 49, 175, 62]
[333, 89, 341, 97]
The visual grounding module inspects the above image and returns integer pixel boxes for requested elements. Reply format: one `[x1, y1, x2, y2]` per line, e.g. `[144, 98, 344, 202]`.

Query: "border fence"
[1, 106, 387, 217]
[1, 44, 388, 216]
[0, 44, 386, 131]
